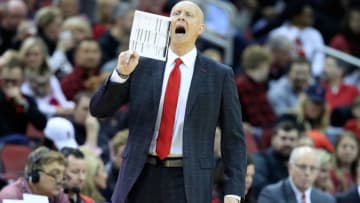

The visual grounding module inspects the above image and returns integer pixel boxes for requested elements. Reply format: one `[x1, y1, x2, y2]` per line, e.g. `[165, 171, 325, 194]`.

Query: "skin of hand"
[4, 86, 26, 104]
[116, 50, 140, 75]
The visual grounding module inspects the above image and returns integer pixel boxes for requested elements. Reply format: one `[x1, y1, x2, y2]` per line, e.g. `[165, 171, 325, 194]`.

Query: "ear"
[198, 23, 205, 35]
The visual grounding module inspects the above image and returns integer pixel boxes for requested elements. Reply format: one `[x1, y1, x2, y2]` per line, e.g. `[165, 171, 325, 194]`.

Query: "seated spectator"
[243, 156, 256, 203]
[268, 58, 312, 116]
[330, 131, 359, 193]
[344, 95, 360, 141]
[314, 149, 334, 193]
[329, 5, 360, 57]
[266, 35, 293, 81]
[336, 155, 360, 203]
[0, 56, 47, 137]
[252, 121, 300, 198]
[236, 45, 275, 148]
[92, 0, 118, 40]
[269, 2, 325, 77]
[104, 129, 128, 200]
[98, 2, 134, 65]
[44, 117, 78, 151]
[322, 56, 358, 112]
[35, 6, 73, 77]
[0, 0, 28, 54]
[60, 147, 95, 203]
[61, 39, 102, 100]
[79, 147, 107, 202]
[258, 146, 335, 203]
[0, 146, 69, 203]
[280, 83, 330, 133]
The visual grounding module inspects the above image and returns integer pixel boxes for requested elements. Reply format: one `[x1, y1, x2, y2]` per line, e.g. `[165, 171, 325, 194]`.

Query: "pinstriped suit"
[90, 52, 246, 203]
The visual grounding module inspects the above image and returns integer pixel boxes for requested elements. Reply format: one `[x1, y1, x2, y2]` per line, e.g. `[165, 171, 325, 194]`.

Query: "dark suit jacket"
[336, 186, 360, 203]
[258, 179, 335, 203]
[90, 52, 246, 203]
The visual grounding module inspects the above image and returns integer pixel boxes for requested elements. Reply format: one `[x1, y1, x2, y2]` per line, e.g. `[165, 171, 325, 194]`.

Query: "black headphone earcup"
[30, 170, 40, 184]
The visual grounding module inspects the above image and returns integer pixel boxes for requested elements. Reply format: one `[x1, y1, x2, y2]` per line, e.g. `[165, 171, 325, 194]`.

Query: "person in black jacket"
[0, 56, 47, 137]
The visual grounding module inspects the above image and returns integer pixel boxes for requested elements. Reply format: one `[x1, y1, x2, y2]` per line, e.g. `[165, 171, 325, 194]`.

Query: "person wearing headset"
[60, 147, 94, 203]
[0, 146, 69, 203]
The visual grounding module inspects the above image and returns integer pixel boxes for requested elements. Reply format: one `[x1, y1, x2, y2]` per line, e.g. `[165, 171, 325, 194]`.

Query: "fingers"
[117, 50, 140, 75]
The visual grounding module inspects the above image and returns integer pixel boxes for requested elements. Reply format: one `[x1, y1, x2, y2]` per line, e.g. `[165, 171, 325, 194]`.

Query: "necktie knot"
[175, 58, 182, 67]
[301, 192, 306, 203]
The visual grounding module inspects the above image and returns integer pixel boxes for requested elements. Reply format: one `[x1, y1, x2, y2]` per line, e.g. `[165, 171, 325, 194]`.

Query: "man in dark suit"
[335, 157, 360, 203]
[258, 146, 335, 203]
[90, 1, 246, 203]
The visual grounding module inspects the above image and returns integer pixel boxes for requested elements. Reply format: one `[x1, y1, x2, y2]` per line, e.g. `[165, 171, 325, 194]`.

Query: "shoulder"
[0, 181, 23, 199]
[312, 188, 335, 202]
[197, 53, 233, 74]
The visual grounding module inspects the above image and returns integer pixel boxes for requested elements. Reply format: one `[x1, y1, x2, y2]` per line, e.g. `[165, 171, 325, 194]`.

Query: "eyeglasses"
[293, 163, 319, 172]
[38, 170, 65, 183]
[1, 78, 21, 86]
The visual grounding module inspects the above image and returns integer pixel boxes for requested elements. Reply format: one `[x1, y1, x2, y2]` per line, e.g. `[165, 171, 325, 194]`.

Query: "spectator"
[80, 147, 107, 202]
[0, 146, 69, 203]
[335, 155, 360, 203]
[0, 56, 46, 137]
[54, 0, 79, 20]
[236, 45, 275, 148]
[344, 95, 360, 140]
[268, 57, 312, 116]
[61, 39, 101, 100]
[269, 2, 325, 77]
[280, 84, 330, 132]
[243, 156, 256, 203]
[104, 129, 128, 201]
[314, 149, 334, 193]
[252, 121, 300, 198]
[98, 2, 134, 65]
[92, 0, 118, 40]
[61, 147, 95, 203]
[35, 6, 73, 76]
[329, 6, 360, 57]
[322, 56, 358, 112]
[266, 34, 293, 81]
[0, 0, 28, 54]
[330, 131, 359, 193]
[19, 37, 74, 118]
[258, 146, 335, 203]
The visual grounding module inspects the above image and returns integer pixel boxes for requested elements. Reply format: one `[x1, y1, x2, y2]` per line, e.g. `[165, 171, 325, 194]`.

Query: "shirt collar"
[167, 47, 197, 68]
[289, 177, 312, 201]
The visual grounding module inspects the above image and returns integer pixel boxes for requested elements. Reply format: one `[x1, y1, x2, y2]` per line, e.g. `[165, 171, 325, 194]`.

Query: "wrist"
[115, 68, 129, 79]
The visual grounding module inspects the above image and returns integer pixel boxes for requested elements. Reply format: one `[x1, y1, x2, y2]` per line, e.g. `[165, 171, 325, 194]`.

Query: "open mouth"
[175, 25, 186, 36]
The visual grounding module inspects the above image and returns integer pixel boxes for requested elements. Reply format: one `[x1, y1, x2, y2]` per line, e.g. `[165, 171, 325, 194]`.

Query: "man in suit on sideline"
[335, 156, 360, 203]
[89, 1, 246, 203]
[258, 146, 335, 203]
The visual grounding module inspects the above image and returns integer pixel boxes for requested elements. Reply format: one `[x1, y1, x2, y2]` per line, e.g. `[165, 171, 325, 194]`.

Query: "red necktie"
[301, 192, 306, 203]
[156, 58, 182, 160]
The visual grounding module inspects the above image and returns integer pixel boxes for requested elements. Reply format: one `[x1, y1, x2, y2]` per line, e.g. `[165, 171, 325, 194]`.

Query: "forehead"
[294, 152, 318, 164]
[43, 161, 65, 172]
[171, 1, 202, 16]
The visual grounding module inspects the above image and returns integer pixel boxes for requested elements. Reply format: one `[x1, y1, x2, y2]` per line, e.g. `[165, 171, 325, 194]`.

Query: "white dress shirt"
[289, 177, 312, 203]
[148, 48, 197, 156]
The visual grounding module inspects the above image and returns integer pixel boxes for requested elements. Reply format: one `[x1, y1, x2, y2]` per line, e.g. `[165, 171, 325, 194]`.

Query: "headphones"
[27, 147, 50, 184]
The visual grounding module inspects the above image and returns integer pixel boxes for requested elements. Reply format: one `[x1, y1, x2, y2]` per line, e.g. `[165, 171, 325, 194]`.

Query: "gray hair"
[289, 146, 320, 166]
[267, 34, 293, 51]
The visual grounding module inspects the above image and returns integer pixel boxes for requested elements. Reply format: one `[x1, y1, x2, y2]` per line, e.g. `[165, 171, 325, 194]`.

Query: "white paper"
[23, 193, 49, 203]
[3, 200, 25, 203]
[129, 10, 171, 61]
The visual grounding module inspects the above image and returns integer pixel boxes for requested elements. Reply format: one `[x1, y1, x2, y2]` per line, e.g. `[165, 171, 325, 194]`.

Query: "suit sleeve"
[219, 66, 246, 197]
[257, 186, 278, 203]
[90, 76, 130, 118]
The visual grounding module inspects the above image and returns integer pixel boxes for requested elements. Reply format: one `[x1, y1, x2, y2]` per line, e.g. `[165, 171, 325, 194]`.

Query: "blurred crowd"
[0, 0, 359, 202]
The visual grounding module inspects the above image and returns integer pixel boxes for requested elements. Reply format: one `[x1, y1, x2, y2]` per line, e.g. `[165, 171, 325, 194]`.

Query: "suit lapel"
[152, 59, 166, 110]
[185, 54, 208, 116]
[284, 179, 298, 203]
